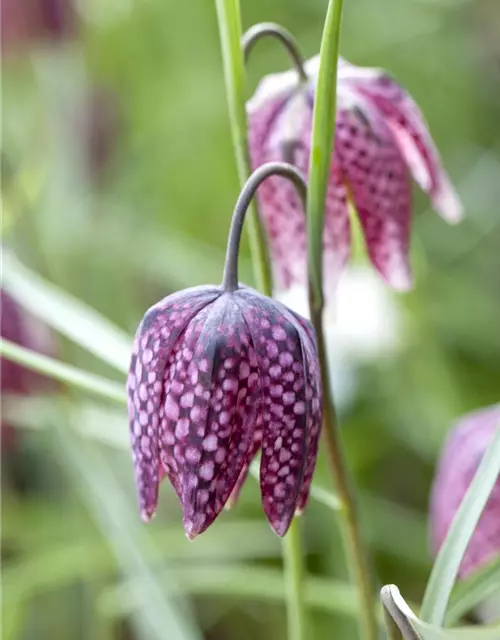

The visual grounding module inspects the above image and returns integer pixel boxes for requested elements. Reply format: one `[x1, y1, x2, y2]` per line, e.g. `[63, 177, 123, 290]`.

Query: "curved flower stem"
[222, 162, 307, 291]
[215, 0, 272, 295]
[214, 3, 308, 639]
[242, 22, 307, 83]
[306, 1, 379, 639]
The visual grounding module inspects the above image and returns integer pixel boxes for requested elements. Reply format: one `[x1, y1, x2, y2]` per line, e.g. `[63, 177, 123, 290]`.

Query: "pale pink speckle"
[248, 56, 462, 298]
[127, 284, 323, 538]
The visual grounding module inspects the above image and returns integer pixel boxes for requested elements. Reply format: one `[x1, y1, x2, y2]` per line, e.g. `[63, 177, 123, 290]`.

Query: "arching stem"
[222, 162, 307, 292]
[242, 22, 308, 83]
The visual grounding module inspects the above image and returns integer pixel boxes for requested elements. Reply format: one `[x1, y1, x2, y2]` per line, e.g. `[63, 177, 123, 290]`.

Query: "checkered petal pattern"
[248, 56, 462, 296]
[128, 285, 322, 538]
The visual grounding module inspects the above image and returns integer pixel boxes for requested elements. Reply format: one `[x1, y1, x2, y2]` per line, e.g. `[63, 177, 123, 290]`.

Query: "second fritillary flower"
[246, 26, 462, 297]
[128, 164, 322, 539]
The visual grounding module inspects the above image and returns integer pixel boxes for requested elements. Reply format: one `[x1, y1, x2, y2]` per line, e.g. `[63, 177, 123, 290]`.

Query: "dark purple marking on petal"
[127, 286, 220, 521]
[343, 69, 462, 223]
[335, 109, 413, 291]
[236, 289, 313, 536]
[265, 299, 323, 513]
[158, 294, 261, 539]
[250, 93, 311, 293]
[250, 90, 351, 297]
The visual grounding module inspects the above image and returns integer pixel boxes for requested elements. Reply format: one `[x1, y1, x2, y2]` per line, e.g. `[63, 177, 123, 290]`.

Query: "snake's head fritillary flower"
[127, 164, 322, 539]
[430, 404, 500, 578]
[248, 44, 462, 297]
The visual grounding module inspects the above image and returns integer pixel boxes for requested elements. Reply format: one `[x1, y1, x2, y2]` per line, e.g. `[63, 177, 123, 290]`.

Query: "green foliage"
[2, 0, 500, 638]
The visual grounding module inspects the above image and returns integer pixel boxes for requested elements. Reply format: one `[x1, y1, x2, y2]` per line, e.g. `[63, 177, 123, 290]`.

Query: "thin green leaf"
[420, 425, 500, 624]
[7, 397, 429, 564]
[446, 556, 500, 625]
[383, 585, 500, 640]
[3, 253, 131, 373]
[2, 520, 281, 603]
[306, 0, 344, 305]
[1, 339, 126, 404]
[98, 564, 384, 623]
[53, 423, 201, 640]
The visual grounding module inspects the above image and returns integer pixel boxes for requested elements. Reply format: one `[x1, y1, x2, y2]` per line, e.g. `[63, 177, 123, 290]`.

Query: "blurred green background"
[2, 0, 500, 638]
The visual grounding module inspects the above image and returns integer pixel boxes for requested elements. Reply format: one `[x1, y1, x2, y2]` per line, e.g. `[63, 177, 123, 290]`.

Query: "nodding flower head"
[430, 404, 500, 578]
[127, 163, 322, 539]
[245, 24, 462, 297]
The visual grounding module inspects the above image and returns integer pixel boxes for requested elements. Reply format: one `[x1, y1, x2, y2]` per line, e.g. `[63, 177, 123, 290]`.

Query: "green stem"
[306, 1, 378, 639]
[214, 3, 306, 638]
[311, 311, 378, 640]
[307, 0, 343, 310]
[0, 338, 126, 404]
[283, 518, 307, 640]
[215, 0, 272, 296]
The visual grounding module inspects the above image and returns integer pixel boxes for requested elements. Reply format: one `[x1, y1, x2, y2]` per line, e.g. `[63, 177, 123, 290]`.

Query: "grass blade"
[420, 426, 500, 624]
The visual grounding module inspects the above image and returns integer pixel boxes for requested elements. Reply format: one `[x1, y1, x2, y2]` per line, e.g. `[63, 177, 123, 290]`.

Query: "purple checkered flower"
[248, 51, 462, 296]
[127, 164, 322, 539]
[430, 405, 500, 578]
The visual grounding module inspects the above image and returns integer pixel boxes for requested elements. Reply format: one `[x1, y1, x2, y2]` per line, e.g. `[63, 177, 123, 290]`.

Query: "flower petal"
[336, 109, 413, 291]
[283, 309, 322, 513]
[430, 404, 500, 578]
[159, 294, 261, 539]
[342, 66, 462, 223]
[237, 290, 312, 536]
[127, 286, 220, 521]
[249, 92, 309, 293]
[250, 91, 350, 296]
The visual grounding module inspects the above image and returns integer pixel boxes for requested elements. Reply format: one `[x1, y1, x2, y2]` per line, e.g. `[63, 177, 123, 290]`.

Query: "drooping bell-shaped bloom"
[248, 55, 462, 296]
[430, 404, 500, 578]
[128, 163, 322, 539]
[128, 285, 322, 538]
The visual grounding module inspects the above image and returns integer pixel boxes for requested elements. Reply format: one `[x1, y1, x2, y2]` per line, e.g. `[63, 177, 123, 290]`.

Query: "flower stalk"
[306, 1, 379, 639]
[242, 22, 307, 82]
[215, 3, 308, 638]
[215, 0, 272, 296]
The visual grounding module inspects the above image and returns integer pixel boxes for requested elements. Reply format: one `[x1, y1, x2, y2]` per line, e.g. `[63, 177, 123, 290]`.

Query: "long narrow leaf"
[3, 253, 131, 373]
[446, 556, 500, 625]
[1, 339, 125, 404]
[420, 426, 500, 624]
[53, 422, 201, 640]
